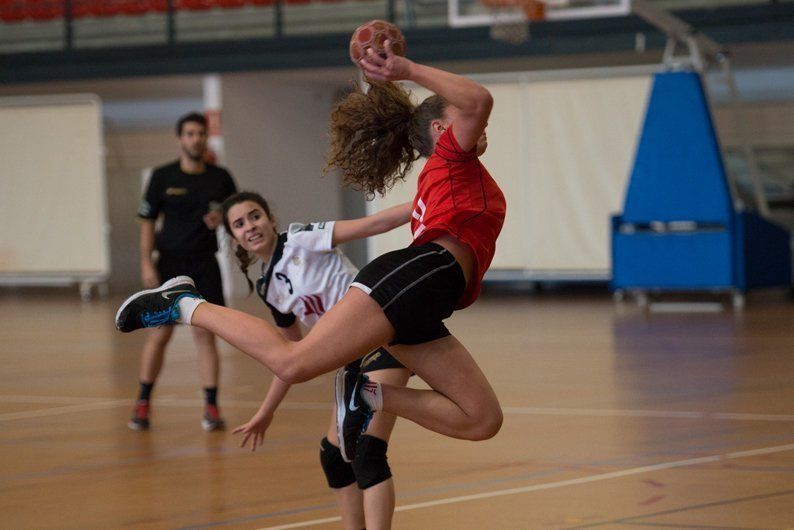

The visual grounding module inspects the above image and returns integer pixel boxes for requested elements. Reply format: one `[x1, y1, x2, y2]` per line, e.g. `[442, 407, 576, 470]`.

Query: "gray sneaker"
[115, 276, 202, 332]
[335, 369, 373, 463]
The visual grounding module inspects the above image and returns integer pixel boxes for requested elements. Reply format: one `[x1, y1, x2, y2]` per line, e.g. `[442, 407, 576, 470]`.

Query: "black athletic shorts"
[351, 243, 465, 345]
[157, 254, 226, 306]
[345, 346, 405, 373]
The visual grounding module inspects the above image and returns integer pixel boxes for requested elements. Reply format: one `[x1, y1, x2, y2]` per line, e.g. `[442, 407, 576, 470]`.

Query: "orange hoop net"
[480, 0, 544, 44]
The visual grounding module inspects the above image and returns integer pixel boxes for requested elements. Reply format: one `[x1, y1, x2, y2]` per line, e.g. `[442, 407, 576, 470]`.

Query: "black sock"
[138, 381, 154, 402]
[204, 386, 218, 407]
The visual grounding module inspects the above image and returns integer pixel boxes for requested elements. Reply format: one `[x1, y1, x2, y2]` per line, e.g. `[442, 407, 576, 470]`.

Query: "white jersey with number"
[255, 221, 358, 328]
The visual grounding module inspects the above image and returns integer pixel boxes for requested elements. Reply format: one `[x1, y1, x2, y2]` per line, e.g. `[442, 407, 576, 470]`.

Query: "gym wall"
[366, 67, 653, 280]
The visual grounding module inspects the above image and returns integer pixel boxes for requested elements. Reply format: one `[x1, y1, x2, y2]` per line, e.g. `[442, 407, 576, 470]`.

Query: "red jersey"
[410, 126, 506, 309]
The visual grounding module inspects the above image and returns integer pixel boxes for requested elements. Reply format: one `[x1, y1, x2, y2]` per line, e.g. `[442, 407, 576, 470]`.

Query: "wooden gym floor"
[1, 287, 793, 529]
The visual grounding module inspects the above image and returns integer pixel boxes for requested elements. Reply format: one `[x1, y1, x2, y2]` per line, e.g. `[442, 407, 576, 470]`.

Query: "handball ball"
[349, 20, 406, 66]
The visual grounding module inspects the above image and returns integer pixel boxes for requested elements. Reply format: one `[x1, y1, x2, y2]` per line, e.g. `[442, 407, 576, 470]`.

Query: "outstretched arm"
[331, 201, 412, 247]
[232, 321, 303, 451]
[358, 44, 493, 153]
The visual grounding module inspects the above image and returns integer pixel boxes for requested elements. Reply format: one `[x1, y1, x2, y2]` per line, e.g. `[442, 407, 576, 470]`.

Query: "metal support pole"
[632, 0, 724, 60]
[719, 56, 770, 216]
[275, 0, 284, 38]
[64, 0, 73, 51]
[403, 0, 416, 26]
[167, 0, 176, 45]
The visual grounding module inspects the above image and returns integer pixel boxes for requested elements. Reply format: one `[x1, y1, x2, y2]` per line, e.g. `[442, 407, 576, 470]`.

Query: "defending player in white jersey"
[221, 191, 411, 530]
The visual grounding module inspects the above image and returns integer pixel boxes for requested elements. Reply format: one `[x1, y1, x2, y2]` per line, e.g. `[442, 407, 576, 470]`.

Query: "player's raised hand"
[232, 411, 274, 452]
[359, 40, 413, 82]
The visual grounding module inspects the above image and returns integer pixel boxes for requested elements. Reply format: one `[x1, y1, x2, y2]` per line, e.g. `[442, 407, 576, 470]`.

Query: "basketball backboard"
[448, 0, 631, 29]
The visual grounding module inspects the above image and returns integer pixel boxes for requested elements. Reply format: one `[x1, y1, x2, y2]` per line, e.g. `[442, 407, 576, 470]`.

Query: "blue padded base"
[612, 229, 733, 290]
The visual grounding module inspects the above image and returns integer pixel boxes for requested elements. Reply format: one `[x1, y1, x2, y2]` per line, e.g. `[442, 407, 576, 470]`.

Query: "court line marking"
[0, 400, 129, 422]
[0, 396, 328, 422]
[1, 395, 104, 405]
[566, 488, 794, 528]
[503, 406, 794, 422]
[254, 443, 794, 530]
[1, 395, 793, 422]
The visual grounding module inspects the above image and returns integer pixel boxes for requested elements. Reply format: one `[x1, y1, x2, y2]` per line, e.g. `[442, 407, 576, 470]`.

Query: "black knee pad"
[319, 437, 356, 489]
[352, 435, 392, 489]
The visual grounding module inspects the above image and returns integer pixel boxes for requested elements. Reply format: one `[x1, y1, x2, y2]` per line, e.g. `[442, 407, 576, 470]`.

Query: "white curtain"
[367, 69, 652, 279]
[0, 96, 108, 279]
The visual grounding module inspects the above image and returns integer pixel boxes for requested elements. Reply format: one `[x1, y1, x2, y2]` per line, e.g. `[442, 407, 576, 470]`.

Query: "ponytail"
[234, 243, 256, 295]
[325, 81, 421, 198]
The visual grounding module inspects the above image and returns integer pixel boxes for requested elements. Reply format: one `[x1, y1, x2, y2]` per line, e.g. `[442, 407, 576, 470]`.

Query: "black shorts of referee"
[156, 253, 226, 306]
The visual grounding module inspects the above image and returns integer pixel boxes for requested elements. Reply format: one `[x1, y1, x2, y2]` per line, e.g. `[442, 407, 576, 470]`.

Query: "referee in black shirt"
[130, 112, 237, 432]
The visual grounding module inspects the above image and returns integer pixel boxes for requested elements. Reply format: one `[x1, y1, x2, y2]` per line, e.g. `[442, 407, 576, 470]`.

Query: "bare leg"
[334, 485, 365, 530]
[361, 481, 393, 530]
[326, 410, 365, 530]
[189, 289, 394, 383]
[383, 337, 503, 441]
[324, 367, 409, 530]
[191, 327, 219, 387]
[139, 325, 174, 382]
[187, 290, 501, 440]
[360, 368, 410, 530]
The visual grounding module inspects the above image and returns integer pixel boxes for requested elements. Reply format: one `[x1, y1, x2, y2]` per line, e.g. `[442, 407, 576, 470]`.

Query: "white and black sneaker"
[115, 276, 202, 333]
[335, 369, 373, 463]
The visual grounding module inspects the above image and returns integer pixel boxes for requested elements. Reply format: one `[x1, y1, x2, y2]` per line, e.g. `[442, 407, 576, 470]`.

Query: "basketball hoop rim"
[448, 0, 632, 29]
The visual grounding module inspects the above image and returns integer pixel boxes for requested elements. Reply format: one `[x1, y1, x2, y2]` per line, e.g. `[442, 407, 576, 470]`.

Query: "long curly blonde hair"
[325, 81, 447, 198]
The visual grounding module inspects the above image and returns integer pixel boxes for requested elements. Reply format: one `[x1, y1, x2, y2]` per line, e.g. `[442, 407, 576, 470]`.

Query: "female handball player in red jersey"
[117, 42, 507, 468]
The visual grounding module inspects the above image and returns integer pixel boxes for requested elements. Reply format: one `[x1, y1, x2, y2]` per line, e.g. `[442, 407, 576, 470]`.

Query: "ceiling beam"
[1, 3, 792, 84]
